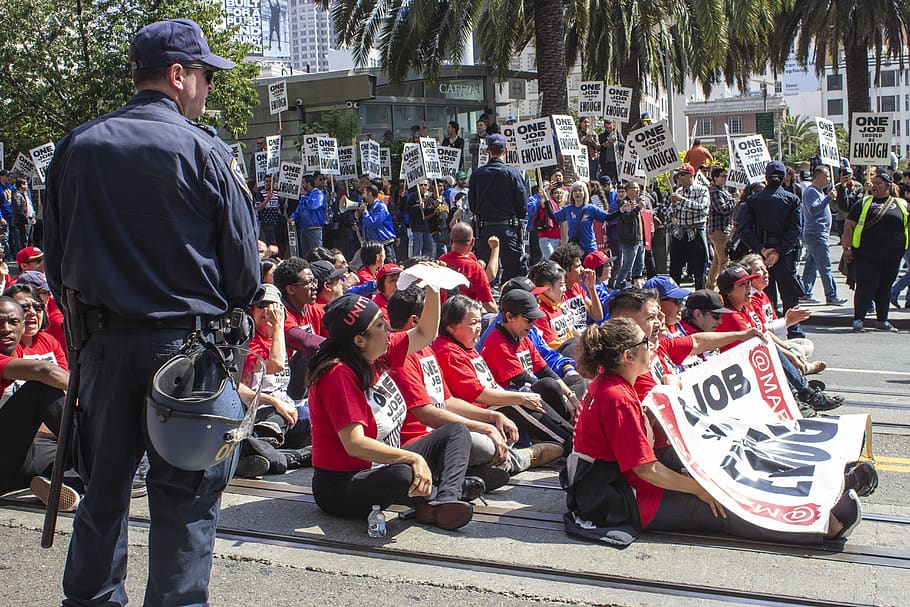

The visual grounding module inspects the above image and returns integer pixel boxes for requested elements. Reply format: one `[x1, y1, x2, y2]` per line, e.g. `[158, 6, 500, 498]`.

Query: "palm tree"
[769, 0, 910, 120]
[777, 114, 815, 161]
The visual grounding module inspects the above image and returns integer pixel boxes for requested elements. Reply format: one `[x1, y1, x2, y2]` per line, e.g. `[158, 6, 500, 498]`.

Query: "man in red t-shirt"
[439, 222, 498, 313]
[310, 259, 348, 306]
[273, 258, 327, 398]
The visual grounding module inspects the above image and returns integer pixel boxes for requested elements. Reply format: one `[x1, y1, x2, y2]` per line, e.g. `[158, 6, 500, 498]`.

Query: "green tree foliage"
[0, 0, 259, 167]
[298, 109, 361, 147]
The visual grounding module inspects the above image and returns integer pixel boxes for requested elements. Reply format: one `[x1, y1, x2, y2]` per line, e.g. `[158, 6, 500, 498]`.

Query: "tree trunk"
[844, 38, 871, 121]
[619, 25, 643, 137]
[533, 0, 568, 116]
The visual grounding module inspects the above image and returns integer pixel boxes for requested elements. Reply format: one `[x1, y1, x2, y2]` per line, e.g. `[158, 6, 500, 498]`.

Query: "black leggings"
[312, 422, 471, 518]
[498, 378, 574, 454]
[0, 381, 66, 494]
[853, 252, 902, 322]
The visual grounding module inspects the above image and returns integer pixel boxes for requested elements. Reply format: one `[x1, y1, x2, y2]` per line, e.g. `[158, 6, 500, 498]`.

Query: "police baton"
[41, 291, 85, 548]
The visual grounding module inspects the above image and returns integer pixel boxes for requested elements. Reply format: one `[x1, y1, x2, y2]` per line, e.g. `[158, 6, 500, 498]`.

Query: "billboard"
[223, 0, 289, 58]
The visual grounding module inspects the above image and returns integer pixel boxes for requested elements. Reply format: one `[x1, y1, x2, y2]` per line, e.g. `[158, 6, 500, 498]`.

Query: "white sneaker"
[30, 476, 81, 513]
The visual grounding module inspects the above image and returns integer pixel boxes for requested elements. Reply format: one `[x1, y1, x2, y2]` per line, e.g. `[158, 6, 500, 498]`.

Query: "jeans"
[801, 234, 838, 299]
[298, 227, 323, 257]
[411, 230, 436, 257]
[0, 381, 65, 493]
[63, 328, 236, 607]
[616, 241, 644, 285]
[890, 248, 910, 306]
[539, 237, 560, 259]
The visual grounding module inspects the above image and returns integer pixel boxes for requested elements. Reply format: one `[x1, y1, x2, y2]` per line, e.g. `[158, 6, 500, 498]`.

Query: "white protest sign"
[0, 142, 4, 170]
[849, 113, 891, 166]
[476, 139, 489, 167]
[734, 135, 772, 184]
[380, 148, 392, 180]
[618, 139, 644, 183]
[514, 118, 558, 171]
[724, 123, 737, 171]
[397, 263, 469, 292]
[228, 143, 246, 178]
[359, 139, 381, 179]
[572, 146, 590, 182]
[437, 146, 462, 178]
[726, 167, 750, 189]
[627, 119, 679, 179]
[337, 146, 358, 180]
[418, 137, 443, 179]
[815, 117, 839, 167]
[317, 136, 339, 176]
[603, 85, 633, 122]
[276, 162, 303, 199]
[302, 133, 327, 173]
[266, 135, 281, 176]
[551, 115, 582, 157]
[268, 80, 288, 115]
[643, 338, 869, 535]
[11, 153, 35, 179]
[577, 81, 604, 118]
[254, 151, 268, 187]
[500, 125, 521, 168]
[29, 142, 55, 181]
[401, 143, 425, 188]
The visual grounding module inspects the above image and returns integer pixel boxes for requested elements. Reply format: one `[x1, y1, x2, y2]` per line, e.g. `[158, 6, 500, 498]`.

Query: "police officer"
[737, 160, 805, 338]
[468, 133, 528, 281]
[43, 19, 259, 606]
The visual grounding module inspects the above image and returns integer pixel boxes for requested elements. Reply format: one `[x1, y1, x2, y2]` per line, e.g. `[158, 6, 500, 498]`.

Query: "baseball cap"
[641, 112, 651, 120]
[676, 164, 696, 176]
[505, 114, 518, 124]
[583, 250, 616, 270]
[765, 160, 787, 178]
[15, 270, 49, 292]
[376, 263, 403, 283]
[717, 265, 761, 293]
[253, 283, 282, 306]
[16, 246, 43, 266]
[311, 260, 347, 285]
[643, 276, 691, 300]
[486, 134, 507, 151]
[684, 289, 733, 314]
[839, 167, 854, 177]
[0, 170, 8, 177]
[455, 170, 467, 179]
[598, 175, 613, 185]
[500, 289, 545, 320]
[502, 276, 547, 296]
[129, 18, 235, 71]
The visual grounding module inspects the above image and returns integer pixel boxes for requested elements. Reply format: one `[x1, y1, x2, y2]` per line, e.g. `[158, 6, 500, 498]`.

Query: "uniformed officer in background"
[736, 160, 806, 339]
[468, 133, 528, 281]
[43, 18, 259, 606]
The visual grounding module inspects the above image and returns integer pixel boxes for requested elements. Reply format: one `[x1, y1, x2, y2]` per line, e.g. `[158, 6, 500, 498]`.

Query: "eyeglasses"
[290, 278, 317, 287]
[182, 63, 214, 84]
[660, 298, 684, 306]
[20, 302, 43, 313]
[625, 336, 650, 351]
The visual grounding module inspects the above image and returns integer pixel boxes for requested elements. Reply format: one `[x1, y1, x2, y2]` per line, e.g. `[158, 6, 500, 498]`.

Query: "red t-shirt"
[632, 335, 694, 402]
[572, 372, 662, 527]
[432, 335, 498, 404]
[438, 251, 493, 304]
[0, 351, 15, 391]
[371, 291, 391, 323]
[561, 282, 588, 333]
[390, 345, 453, 445]
[45, 297, 66, 350]
[283, 300, 326, 355]
[538, 197, 561, 239]
[480, 325, 546, 387]
[716, 305, 764, 352]
[356, 266, 376, 285]
[535, 294, 573, 348]
[19, 331, 68, 371]
[750, 290, 777, 327]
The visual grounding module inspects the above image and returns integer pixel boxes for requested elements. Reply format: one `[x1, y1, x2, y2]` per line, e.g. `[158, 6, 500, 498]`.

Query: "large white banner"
[259, 0, 289, 59]
[265, 134, 281, 176]
[627, 120, 679, 179]
[29, 142, 55, 182]
[418, 137, 443, 179]
[514, 118, 557, 171]
[643, 338, 869, 535]
[337, 145, 357, 180]
[603, 85, 633, 123]
[267, 79, 288, 115]
[849, 113, 891, 166]
[225, 0, 262, 53]
[815, 117, 840, 167]
[551, 115, 582, 157]
[436, 146, 462, 178]
[317, 136, 339, 176]
[734, 135, 772, 185]
[359, 139, 381, 179]
[276, 161, 303, 199]
[577, 81, 604, 118]
[401, 143, 425, 188]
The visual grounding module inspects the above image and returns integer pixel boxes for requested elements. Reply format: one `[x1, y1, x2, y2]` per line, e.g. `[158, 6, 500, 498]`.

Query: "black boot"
[280, 446, 312, 470]
[459, 475, 486, 502]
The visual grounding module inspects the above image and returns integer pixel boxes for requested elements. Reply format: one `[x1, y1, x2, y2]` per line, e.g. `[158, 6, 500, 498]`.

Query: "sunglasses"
[182, 63, 214, 84]
[20, 302, 43, 313]
[290, 278, 317, 287]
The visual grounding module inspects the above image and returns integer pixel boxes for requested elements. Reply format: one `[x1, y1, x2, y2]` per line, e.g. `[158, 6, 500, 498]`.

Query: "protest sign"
[401, 143, 425, 188]
[0, 142, 4, 170]
[618, 139, 644, 183]
[724, 123, 737, 171]
[733, 135, 772, 184]
[276, 162, 303, 199]
[500, 124, 521, 168]
[849, 113, 891, 166]
[29, 142, 55, 181]
[266, 135, 281, 176]
[643, 338, 869, 534]
[627, 120, 679, 179]
[726, 167, 750, 189]
[437, 146, 462, 178]
[359, 139, 381, 179]
[317, 136, 339, 176]
[514, 118, 557, 171]
[254, 152, 268, 187]
[476, 139, 489, 167]
[337, 146, 358, 180]
[380, 148, 392, 180]
[551, 115, 582, 157]
[11, 153, 35, 179]
[603, 85, 633, 122]
[418, 137, 443, 179]
[302, 133, 327, 172]
[577, 81, 604, 118]
[268, 80, 288, 115]
[815, 117, 840, 167]
[228, 143, 246, 178]
[571, 147, 590, 182]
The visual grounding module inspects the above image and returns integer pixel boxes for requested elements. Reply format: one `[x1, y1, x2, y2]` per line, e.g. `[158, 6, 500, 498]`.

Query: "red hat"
[16, 246, 43, 266]
[376, 263, 403, 283]
[583, 250, 617, 270]
[677, 164, 696, 176]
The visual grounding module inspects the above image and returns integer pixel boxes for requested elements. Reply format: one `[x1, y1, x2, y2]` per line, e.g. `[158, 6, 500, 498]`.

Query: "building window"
[880, 70, 898, 87]
[728, 115, 743, 134]
[895, 121, 901, 137]
[826, 74, 843, 91]
[774, 81, 782, 94]
[698, 118, 713, 136]
[827, 99, 844, 115]
[879, 95, 899, 113]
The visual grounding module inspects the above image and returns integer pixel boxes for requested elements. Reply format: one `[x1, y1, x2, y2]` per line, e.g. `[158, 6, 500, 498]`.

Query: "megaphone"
[338, 195, 360, 213]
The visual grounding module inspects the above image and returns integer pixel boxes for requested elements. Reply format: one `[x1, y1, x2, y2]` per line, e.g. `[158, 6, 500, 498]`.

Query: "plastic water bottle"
[367, 505, 386, 538]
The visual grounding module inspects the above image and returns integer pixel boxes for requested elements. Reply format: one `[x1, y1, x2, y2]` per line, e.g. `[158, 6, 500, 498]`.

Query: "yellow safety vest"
[852, 195, 909, 249]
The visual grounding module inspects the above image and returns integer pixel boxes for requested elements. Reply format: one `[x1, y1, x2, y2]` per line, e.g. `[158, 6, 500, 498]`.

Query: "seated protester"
[15, 271, 65, 350]
[477, 277, 588, 401]
[260, 257, 277, 285]
[354, 240, 385, 285]
[0, 297, 76, 511]
[529, 260, 574, 351]
[642, 275, 692, 338]
[552, 181, 613, 255]
[740, 253, 819, 371]
[439, 222, 499, 313]
[235, 284, 313, 479]
[550, 243, 603, 335]
[5, 285, 66, 365]
[715, 265, 843, 416]
[311, 260, 348, 307]
[387, 286, 549, 489]
[582, 250, 617, 323]
[356, 184, 397, 262]
[674, 289, 734, 370]
[479, 289, 576, 453]
[274, 258, 327, 400]
[371, 263, 402, 318]
[307, 288, 476, 530]
[304, 246, 336, 264]
[566, 317, 866, 545]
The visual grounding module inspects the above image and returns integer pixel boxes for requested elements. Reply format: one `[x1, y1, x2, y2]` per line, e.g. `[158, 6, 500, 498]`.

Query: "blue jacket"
[0, 184, 13, 221]
[477, 313, 576, 376]
[291, 188, 325, 230]
[585, 282, 617, 324]
[554, 203, 609, 254]
[360, 199, 396, 242]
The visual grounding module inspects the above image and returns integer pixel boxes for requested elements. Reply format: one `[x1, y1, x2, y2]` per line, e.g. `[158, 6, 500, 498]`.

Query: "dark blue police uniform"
[468, 157, 528, 280]
[44, 73, 258, 607]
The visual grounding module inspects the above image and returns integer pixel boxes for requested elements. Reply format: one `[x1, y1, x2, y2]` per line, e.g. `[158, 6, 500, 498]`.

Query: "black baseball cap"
[717, 265, 761, 293]
[130, 19, 235, 71]
[500, 289, 545, 320]
[487, 134, 507, 151]
[310, 260, 347, 285]
[685, 290, 733, 313]
[502, 276, 547, 296]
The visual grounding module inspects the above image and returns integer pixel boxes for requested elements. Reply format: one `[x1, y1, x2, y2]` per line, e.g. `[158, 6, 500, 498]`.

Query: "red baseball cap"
[376, 263, 403, 282]
[16, 246, 43, 266]
[677, 164, 696, 176]
[583, 250, 617, 270]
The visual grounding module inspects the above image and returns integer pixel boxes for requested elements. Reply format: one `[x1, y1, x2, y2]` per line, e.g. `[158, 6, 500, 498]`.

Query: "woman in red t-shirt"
[6, 285, 67, 368]
[306, 289, 475, 530]
[569, 318, 858, 543]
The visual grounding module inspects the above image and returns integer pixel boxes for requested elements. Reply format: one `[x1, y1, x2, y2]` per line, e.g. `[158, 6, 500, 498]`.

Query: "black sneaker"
[844, 461, 878, 497]
[831, 489, 862, 539]
[280, 447, 312, 470]
[459, 476, 486, 502]
[466, 465, 510, 492]
[235, 455, 270, 478]
[803, 389, 843, 412]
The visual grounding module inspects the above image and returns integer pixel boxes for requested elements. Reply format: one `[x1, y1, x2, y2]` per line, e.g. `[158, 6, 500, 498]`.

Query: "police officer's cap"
[765, 160, 787, 178]
[130, 18, 235, 71]
[487, 134, 507, 152]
